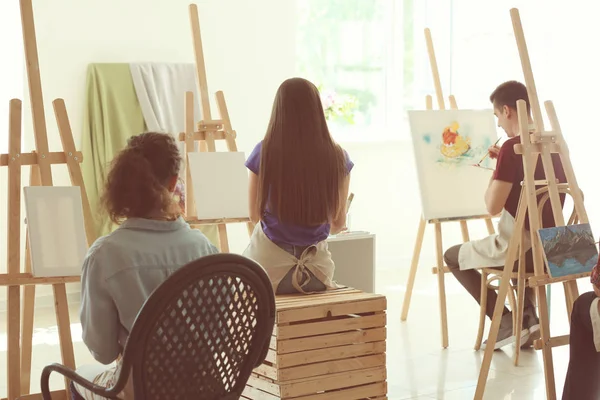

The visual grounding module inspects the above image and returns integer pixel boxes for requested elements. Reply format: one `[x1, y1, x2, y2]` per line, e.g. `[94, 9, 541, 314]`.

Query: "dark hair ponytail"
[101, 132, 182, 224]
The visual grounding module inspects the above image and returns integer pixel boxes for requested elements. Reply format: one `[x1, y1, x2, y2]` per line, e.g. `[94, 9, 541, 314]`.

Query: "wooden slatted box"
[243, 288, 387, 400]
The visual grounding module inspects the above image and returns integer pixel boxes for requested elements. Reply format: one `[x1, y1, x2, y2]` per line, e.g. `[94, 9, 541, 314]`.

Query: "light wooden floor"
[1, 265, 584, 399]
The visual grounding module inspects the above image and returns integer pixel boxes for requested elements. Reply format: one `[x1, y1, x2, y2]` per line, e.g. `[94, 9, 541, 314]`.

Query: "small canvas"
[188, 152, 250, 219]
[408, 109, 499, 220]
[537, 223, 598, 278]
[23, 186, 88, 277]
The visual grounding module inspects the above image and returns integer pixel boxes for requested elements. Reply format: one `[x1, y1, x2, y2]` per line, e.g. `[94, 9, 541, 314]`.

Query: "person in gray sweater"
[73, 132, 218, 400]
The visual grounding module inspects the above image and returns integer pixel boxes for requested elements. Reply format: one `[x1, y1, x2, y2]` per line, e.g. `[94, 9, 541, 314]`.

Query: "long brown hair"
[258, 78, 347, 226]
[101, 132, 182, 224]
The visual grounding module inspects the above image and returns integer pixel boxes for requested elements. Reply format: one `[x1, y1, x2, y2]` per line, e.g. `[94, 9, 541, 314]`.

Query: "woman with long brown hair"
[243, 77, 353, 294]
[73, 132, 218, 400]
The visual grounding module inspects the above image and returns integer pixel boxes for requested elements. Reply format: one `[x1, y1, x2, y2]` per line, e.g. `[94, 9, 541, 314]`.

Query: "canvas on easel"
[475, 8, 588, 400]
[408, 109, 499, 220]
[188, 151, 250, 220]
[538, 223, 597, 278]
[400, 27, 496, 350]
[23, 186, 88, 277]
[178, 3, 254, 253]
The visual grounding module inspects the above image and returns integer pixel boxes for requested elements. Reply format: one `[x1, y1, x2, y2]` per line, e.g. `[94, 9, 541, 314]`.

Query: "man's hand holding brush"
[487, 143, 501, 159]
[472, 137, 501, 170]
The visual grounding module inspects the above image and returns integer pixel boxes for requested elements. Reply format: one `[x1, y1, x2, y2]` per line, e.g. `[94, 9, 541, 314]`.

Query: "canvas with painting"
[538, 223, 598, 278]
[408, 109, 500, 220]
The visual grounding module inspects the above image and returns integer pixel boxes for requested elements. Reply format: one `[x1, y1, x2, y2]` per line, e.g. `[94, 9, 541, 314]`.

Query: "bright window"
[296, 0, 421, 142]
[295, 0, 558, 143]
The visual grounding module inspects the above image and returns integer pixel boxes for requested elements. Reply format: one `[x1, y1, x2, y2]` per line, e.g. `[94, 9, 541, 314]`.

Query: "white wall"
[25, 0, 296, 155]
[0, 0, 296, 305]
[3, 0, 598, 309]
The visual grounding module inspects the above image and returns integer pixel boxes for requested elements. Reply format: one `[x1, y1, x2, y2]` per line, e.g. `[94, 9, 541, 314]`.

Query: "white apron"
[590, 297, 600, 352]
[74, 358, 133, 400]
[458, 209, 531, 271]
[242, 223, 341, 293]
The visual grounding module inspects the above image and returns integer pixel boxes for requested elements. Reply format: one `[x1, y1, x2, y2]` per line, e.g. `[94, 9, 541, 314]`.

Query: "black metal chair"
[41, 253, 276, 400]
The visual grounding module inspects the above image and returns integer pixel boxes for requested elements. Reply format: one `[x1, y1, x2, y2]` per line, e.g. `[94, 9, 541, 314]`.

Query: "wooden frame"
[179, 3, 253, 252]
[243, 288, 387, 399]
[23, 186, 88, 278]
[400, 28, 496, 348]
[1, 1, 96, 398]
[474, 8, 585, 400]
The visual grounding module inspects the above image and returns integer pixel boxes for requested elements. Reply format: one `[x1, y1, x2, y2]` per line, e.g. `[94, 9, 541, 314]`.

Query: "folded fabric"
[81, 63, 147, 238]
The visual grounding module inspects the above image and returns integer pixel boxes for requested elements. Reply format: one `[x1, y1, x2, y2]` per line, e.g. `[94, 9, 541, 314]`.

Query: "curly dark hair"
[101, 132, 182, 224]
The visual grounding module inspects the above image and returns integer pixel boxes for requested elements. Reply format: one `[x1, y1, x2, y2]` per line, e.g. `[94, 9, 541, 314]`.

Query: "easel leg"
[246, 221, 255, 237]
[7, 99, 23, 400]
[513, 242, 526, 366]
[474, 271, 488, 350]
[53, 283, 76, 396]
[536, 285, 557, 400]
[434, 222, 449, 348]
[218, 224, 229, 253]
[514, 278, 526, 366]
[401, 217, 426, 321]
[475, 227, 521, 399]
[475, 267, 513, 399]
[546, 285, 552, 324]
[459, 220, 469, 242]
[485, 218, 495, 235]
[564, 280, 578, 322]
[21, 165, 40, 394]
[8, 285, 21, 399]
[20, 285, 35, 394]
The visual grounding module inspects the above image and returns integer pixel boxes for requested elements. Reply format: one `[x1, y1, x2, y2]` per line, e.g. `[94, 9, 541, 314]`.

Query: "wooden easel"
[1, 1, 96, 398]
[178, 3, 253, 252]
[401, 28, 496, 348]
[475, 8, 585, 400]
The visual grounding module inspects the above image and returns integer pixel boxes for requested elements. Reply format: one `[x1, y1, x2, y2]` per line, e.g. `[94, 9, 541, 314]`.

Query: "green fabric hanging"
[81, 63, 145, 238]
[80, 63, 219, 247]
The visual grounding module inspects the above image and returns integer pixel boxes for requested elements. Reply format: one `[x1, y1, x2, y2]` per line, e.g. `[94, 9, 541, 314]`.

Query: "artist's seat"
[40, 254, 276, 400]
[244, 287, 388, 399]
[476, 187, 581, 365]
[475, 266, 536, 354]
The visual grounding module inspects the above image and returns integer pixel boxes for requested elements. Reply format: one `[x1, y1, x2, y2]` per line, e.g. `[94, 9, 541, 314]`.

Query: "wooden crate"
[243, 288, 387, 400]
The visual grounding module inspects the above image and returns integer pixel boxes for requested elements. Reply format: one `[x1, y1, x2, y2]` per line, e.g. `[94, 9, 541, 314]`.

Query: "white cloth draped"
[129, 62, 201, 136]
[129, 62, 202, 178]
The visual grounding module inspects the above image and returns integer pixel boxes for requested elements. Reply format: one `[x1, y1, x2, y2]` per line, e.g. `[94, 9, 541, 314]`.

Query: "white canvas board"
[408, 109, 500, 220]
[188, 152, 250, 219]
[23, 186, 88, 277]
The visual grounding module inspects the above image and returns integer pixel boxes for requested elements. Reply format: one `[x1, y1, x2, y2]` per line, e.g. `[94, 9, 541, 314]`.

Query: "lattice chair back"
[41, 254, 275, 400]
[120, 253, 275, 399]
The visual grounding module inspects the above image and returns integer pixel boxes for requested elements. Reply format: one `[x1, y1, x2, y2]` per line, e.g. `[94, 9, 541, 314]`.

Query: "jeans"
[274, 242, 326, 295]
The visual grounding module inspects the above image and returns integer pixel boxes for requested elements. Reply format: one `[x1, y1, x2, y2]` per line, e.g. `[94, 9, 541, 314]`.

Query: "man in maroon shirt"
[444, 81, 566, 350]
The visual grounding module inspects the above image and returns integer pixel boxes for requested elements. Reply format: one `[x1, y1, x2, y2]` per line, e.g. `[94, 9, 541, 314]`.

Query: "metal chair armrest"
[41, 363, 124, 400]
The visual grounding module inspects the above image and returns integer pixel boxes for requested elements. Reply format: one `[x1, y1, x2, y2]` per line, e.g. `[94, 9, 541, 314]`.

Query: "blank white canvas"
[408, 109, 500, 220]
[188, 152, 250, 219]
[23, 186, 88, 277]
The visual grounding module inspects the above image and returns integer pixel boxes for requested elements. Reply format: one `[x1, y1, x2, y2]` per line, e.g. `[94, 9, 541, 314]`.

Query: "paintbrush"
[346, 192, 355, 214]
[473, 137, 502, 168]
